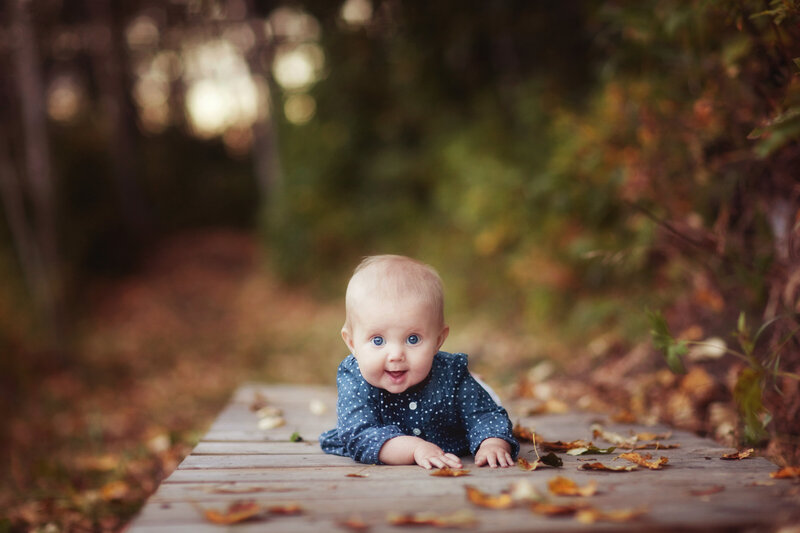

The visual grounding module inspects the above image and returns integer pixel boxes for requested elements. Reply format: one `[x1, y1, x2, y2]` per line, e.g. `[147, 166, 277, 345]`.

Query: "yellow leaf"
[578, 462, 638, 472]
[388, 510, 477, 528]
[575, 506, 648, 524]
[464, 485, 514, 509]
[267, 503, 303, 515]
[430, 466, 471, 477]
[721, 448, 754, 460]
[618, 452, 668, 470]
[529, 502, 588, 516]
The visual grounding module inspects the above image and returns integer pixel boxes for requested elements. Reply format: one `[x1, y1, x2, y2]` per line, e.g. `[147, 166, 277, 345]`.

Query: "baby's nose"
[386, 345, 405, 361]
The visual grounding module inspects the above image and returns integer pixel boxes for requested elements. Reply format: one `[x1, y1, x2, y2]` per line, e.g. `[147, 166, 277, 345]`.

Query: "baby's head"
[341, 255, 449, 393]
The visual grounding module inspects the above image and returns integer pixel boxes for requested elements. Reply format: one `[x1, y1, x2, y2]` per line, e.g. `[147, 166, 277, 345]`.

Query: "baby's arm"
[475, 437, 514, 468]
[379, 436, 463, 470]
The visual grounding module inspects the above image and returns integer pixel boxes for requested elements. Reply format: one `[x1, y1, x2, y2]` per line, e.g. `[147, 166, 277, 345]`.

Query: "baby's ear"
[436, 325, 450, 350]
[341, 327, 356, 353]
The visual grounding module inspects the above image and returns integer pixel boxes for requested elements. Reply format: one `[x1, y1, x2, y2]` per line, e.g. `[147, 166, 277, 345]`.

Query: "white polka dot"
[412, 428, 421, 436]
[409, 401, 417, 410]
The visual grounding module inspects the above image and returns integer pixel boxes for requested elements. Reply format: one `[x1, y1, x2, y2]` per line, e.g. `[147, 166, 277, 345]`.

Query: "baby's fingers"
[442, 453, 463, 469]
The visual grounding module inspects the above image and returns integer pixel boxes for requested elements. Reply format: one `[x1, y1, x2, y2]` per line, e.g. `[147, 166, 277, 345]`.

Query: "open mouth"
[385, 370, 407, 381]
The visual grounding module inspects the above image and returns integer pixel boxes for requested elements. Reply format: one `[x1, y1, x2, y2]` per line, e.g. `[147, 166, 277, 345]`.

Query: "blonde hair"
[344, 255, 445, 330]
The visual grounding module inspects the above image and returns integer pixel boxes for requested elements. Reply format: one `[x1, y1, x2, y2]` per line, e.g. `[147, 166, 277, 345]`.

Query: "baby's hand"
[413, 441, 463, 470]
[475, 438, 513, 468]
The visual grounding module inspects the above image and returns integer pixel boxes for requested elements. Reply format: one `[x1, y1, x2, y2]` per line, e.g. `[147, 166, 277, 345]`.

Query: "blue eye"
[407, 334, 420, 345]
[370, 336, 384, 347]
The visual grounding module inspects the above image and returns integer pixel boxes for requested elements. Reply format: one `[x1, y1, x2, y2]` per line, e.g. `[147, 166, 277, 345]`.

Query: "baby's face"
[343, 294, 449, 394]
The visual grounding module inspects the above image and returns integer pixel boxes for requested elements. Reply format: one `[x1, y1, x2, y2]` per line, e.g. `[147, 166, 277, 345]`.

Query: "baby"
[319, 255, 519, 469]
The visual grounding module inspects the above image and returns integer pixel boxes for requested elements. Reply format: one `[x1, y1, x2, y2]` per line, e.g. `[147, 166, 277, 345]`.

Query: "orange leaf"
[203, 500, 263, 524]
[529, 502, 588, 516]
[517, 457, 541, 471]
[268, 503, 303, 515]
[430, 466, 471, 477]
[578, 462, 638, 472]
[346, 473, 370, 478]
[464, 485, 514, 509]
[721, 448, 754, 460]
[618, 452, 668, 470]
[548, 476, 598, 496]
[339, 516, 370, 531]
[512, 423, 537, 443]
[575, 506, 648, 524]
[770, 466, 800, 479]
[388, 510, 477, 528]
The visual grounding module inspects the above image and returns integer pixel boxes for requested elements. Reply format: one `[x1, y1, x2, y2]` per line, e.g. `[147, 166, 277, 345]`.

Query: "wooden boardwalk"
[128, 384, 800, 532]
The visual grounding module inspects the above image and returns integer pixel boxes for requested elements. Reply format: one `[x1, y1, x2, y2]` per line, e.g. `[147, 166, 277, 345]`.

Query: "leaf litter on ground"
[430, 466, 471, 477]
[387, 509, 477, 528]
[548, 476, 599, 496]
[721, 448, 755, 460]
[617, 452, 669, 470]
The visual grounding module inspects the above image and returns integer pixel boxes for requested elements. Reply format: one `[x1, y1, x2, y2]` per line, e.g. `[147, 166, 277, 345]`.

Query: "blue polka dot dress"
[319, 351, 520, 464]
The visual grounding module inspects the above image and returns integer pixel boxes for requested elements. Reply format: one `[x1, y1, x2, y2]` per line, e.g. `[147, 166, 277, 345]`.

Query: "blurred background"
[1, 0, 799, 530]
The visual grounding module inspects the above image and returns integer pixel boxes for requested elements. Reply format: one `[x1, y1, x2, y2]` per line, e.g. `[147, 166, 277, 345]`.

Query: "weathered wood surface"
[127, 383, 800, 532]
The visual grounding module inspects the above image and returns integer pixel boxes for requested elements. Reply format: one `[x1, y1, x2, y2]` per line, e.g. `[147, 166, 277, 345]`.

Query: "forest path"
[128, 383, 800, 532]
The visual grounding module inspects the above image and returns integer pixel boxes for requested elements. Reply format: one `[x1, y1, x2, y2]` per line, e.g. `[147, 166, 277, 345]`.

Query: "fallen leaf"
[256, 406, 283, 418]
[618, 452, 668, 470]
[529, 502, 588, 516]
[346, 473, 370, 478]
[290, 432, 303, 442]
[721, 448, 754, 460]
[517, 457, 542, 471]
[512, 423, 537, 443]
[548, 476, 598, 497]
[339, 516, 370, 531]
[578, 462, 638, 472]
[203, 500, 263, 525]
[509, 480, 544, 502]
[250, 392, 269, 411]
[267, 503, 303, 515]
[540, 440, 591, 452]
[206, 484, 267, 494]
[566, 445, 616, 456]
[591, 424, 638, 447]
[100, 480, 129, 501]
[430, 467, 471, 477]
[575, 506, 648, 524]
[258, 415, 285, 430]
[689, 485, 725, 496]
[518, 453, 562, 471]
[464, 485, 514, 509]
[388, 510, 477, 528]
[770, 466, 800, 479]
[631, 442, 681, 450]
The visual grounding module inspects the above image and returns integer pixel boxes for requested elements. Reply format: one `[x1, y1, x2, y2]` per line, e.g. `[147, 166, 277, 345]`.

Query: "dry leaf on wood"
[618, 452, 669, 470]
[770, 466, 800, 479]
[529, 502, 588, 516]
[575, 506, 648, 523]
[430, 466, 471, 477]
[203, 500, 263, 525]
[339, 516, 370, 531]
[578, 462, 638, 472]
[205, 484, 267, 494]
[721, 448, 754, 460]
[267, 503, 303, 515]
[566, 445, 616, 456]
[548, 476, 598, 497]
[388, 510, 477, 528]
[540, 440, 591, 452]
[464, 485, 514, 509]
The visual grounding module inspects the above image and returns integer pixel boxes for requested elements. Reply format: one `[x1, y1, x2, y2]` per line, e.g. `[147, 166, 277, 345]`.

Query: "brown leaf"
[346, 473, 370, 478]
[464, 485, 514, 509]
[388, 510, 477, 528]
[540, 440, 591, 452]
[721, 448, 755, 460]
[618, 452, 669, 470]
[548, 476, 598, 497]
[339, 516, 371, 531]
[689, 485, 725, 496]
[770, 466, 800, 479]
[635, 431, 672, 441]
[575, 506, 648, 523]
[430, 466, 471, 477]
[512, 423, 537, 443]
[267, 503, 303, 515]
[203, 500, 263, 525]
[517, 457, 542, 471]
[205, 484, 267, 494]
[250, 392, 270, 411]
[591, 424, 638, 447]
[631, 442, 681, 450]
[529, 502, 588, 516]
[578, 462, 638, 472]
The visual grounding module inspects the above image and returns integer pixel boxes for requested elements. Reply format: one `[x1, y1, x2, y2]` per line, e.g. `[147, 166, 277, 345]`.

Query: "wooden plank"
[127, 383, 800, 533]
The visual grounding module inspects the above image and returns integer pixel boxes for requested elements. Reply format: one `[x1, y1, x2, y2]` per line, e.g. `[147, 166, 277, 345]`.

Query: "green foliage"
[648, 311, 688, 375]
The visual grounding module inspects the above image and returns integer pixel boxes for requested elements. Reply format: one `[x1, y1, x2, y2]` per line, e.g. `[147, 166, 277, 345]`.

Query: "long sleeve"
[455, 359, 520, 458]
[321, 356, 406, 464]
